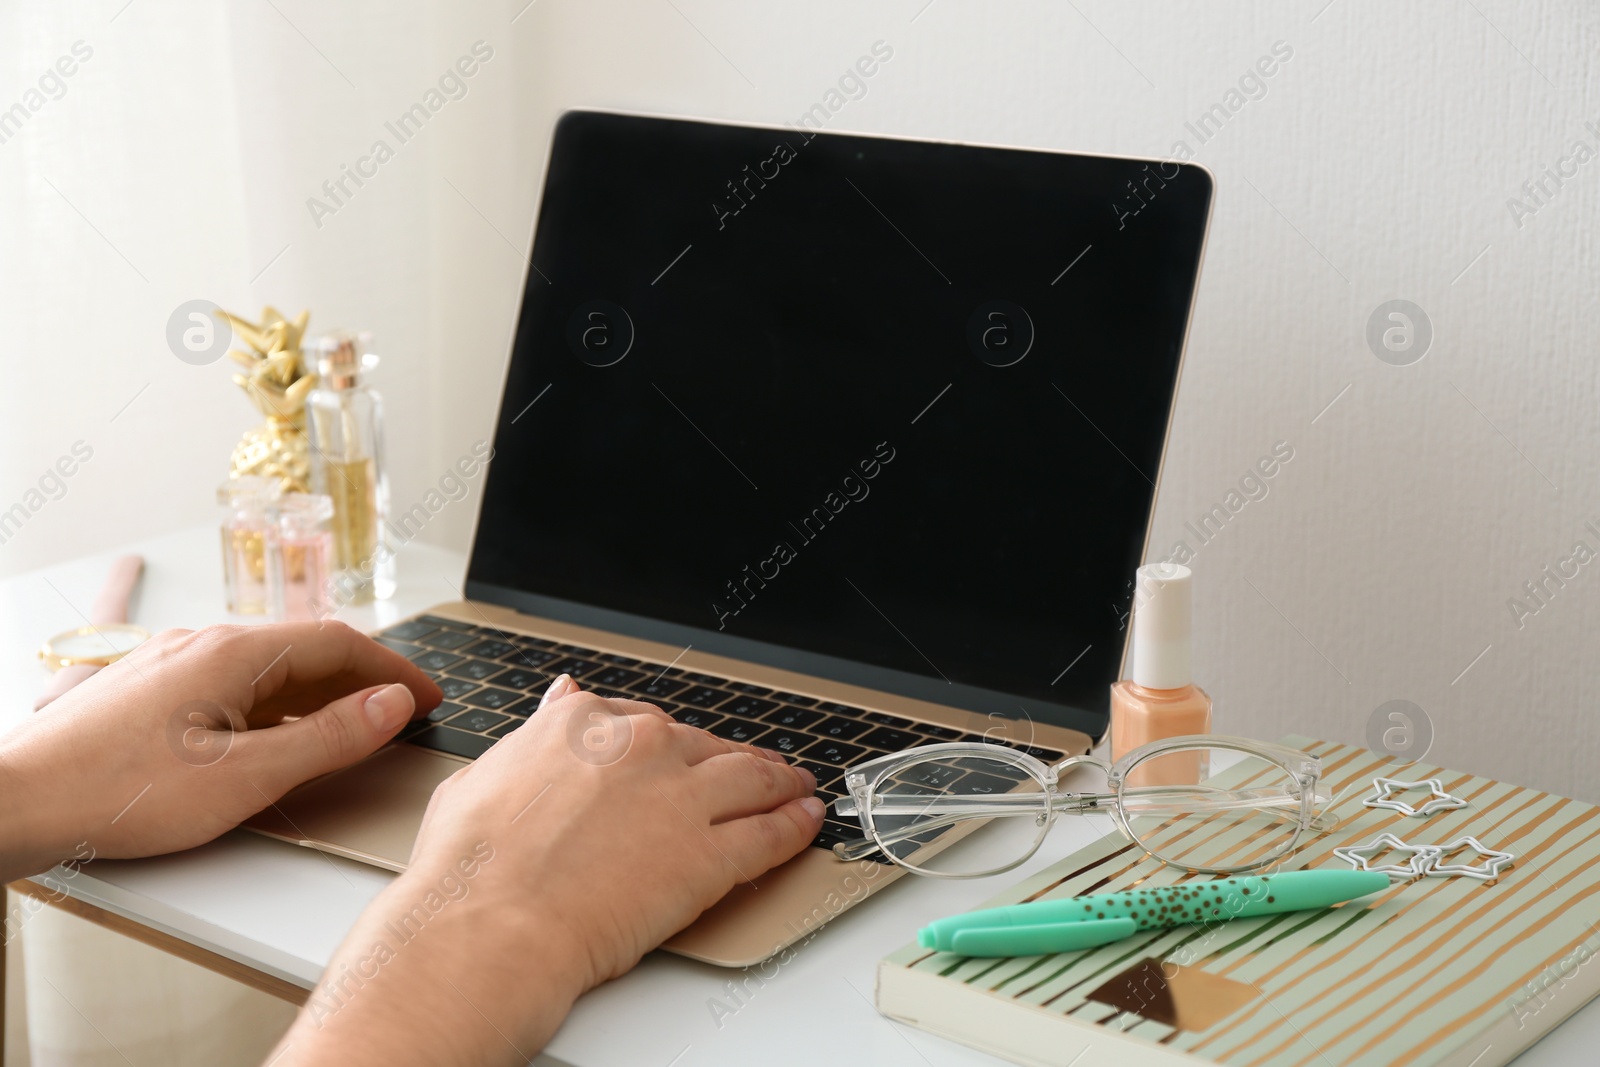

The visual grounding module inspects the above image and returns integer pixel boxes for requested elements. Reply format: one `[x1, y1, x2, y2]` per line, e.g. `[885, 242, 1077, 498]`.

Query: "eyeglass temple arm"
[831, 787, 1335, 862]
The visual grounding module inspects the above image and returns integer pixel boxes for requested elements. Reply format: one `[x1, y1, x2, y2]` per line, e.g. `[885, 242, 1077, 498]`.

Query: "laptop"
[245, 110, 1213, 967]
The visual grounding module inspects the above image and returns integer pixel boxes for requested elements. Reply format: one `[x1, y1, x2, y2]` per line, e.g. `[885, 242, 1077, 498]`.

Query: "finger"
[696, 750, 816, 823]
[234, 682, 416, 799]
[537, 673, 579, 709]
[712, 797, 827, 877]
[670, 724, 790, 766]
[230, 621, 442, 714]
[542, 687, 672, 724]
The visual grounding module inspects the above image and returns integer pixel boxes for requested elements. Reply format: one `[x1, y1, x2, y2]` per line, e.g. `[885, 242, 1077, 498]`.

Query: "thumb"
[238, 682, 415, 799]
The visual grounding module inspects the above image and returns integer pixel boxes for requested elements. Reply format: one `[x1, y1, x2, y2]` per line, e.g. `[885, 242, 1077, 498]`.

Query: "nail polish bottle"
[1110, 562, 1211, 763]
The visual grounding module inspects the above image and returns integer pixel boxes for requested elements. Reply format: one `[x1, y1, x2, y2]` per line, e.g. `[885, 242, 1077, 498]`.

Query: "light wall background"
[4, 0, 1599, 814]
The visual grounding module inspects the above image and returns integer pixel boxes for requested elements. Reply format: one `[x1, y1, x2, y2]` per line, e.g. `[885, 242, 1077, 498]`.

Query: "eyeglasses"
[831, 734, 1335, 878]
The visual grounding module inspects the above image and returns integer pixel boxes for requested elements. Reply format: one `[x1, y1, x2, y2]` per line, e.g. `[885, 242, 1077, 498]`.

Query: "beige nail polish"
[1110, 563, 1211, 766]
[538, 673, 574, 709]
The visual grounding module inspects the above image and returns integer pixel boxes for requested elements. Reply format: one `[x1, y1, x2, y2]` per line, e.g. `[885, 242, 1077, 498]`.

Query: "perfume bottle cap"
[218, 475, 280, 513]
[275, 491, 334, 533]
[1129, 562, 1192, 690]
[312, 331, 378, 388]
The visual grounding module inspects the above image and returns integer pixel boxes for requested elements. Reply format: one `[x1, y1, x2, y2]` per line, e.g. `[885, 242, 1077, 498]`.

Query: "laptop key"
[420, 630, 477, 651]
[435, 676, 481, 700]
[671, 707, 724, 730]
[679, 685, 731, 709]
[1004, 743, 1065, 762]
[376, 638, 424, 657]
[487, 720, 521, 739]
[501, 695, 544, 718]
[633, 677, 688, 699]
[726, 681, 772, 696]
[807, 741, 866, 766]
[863, 711, 912, 728]
[817, 702, 865, 717]
[407, 726, 495, 760]
[446, 709, 511, 734]
[771, 691, 817, 706]
[419, 615, 470, 629]
[722, 696, 777, 719]
[444, 659, 504, 682]
[546, 656, 604, 679]
[381, 620, 440, 642]
[707, 719, 769, 744]
[597, 653, 640, 666]
[411, 650, 465, 672]
[502, 647, 560, 667]
[461, 687, 521, 711]
[752, 729, 815, 756]
[426, 701, 466, 724]
[490, 667, 548, 691]
[917, 723, 963, 741]
[896, 761, 965, 790]
[518, 633, 563, 652]
[682, 671, 723, 685]
[763, 705, 823, 730]
[463, 639, 517, 660]
[812, 716, 871, 741]
[859, 727, 925, 752]
[590, 666, 644, 689]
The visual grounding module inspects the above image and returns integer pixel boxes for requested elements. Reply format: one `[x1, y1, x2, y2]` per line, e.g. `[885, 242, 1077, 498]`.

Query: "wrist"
[0, 739, 73, 881]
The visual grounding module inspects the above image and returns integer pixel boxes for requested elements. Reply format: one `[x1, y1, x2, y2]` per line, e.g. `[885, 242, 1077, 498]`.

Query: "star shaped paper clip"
[1333, 832, 1441, 878]
[1362, 777, 1468, 817]
[1425, 835, 1515, 881]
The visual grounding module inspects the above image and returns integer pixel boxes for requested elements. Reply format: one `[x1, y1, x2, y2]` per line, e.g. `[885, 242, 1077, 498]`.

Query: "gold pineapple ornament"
[219, 306, 318, 492]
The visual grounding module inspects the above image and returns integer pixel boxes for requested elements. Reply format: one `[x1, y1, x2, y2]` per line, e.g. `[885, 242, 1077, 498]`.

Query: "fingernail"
[365, 684, 415, 731]
[538, 674, 574, 709]
[799, 797, 826, 821]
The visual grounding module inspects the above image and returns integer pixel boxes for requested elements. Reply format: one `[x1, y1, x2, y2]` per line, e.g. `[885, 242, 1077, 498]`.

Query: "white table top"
[4, 524, 1596, 1066]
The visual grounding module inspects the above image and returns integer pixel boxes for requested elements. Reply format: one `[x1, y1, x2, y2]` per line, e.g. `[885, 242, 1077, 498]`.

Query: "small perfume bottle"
[306, 331, 395, 604]
[219, 477, 278, 615]
[271, 492, 335, 621]
[1111, 562, 1212, 782]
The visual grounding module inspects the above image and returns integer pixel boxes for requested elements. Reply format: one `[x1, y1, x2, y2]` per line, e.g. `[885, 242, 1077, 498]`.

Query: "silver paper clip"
[1333, 832, 1441, 878]
[1425, 836, 1514, 881]
[1362, 777, 1468, 817]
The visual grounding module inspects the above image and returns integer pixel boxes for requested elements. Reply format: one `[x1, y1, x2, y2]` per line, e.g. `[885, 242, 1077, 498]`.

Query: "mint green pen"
[917, 869, 1390, 957]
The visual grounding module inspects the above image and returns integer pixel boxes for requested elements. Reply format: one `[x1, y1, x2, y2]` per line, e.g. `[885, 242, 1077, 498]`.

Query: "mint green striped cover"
[880, 737, 1600, 1066]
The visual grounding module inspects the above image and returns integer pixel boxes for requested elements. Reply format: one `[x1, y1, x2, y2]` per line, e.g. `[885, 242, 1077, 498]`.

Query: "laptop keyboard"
[380, 615, 1064, 854]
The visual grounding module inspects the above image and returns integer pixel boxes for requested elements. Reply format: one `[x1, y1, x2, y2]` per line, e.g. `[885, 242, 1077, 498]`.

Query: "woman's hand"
[272, 676, 823, 1066]
[0, 621, 441, 879]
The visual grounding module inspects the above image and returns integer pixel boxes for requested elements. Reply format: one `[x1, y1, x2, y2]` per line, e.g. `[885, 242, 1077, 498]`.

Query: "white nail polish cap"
[1130, 562, 1192, 690]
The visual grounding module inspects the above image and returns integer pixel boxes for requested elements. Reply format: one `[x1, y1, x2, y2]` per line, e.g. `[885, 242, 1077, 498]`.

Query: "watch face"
[50, 624, 147, 663]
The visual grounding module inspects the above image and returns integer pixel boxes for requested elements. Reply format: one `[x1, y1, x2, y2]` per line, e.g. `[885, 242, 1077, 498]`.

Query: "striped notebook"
[876, 737, 1600, 1067]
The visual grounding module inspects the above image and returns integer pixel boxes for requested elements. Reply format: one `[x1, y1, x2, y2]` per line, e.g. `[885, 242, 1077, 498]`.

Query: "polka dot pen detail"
[916, 869, 1391, 958]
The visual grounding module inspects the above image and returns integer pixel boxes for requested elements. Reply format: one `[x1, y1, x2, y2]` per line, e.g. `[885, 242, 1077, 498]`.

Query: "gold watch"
[38, 623, 150, 671]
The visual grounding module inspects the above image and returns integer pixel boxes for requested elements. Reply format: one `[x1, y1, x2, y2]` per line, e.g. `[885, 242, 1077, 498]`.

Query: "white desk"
[4, 525, 1597, 1066]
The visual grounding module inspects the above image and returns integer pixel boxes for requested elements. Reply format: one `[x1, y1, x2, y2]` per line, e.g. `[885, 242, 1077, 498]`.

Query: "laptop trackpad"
[243, 743, 463, 872]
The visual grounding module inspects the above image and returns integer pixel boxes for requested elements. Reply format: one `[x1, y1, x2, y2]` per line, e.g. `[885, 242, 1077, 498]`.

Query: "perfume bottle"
[219, 476, 278, 615]
[272, 492, 335, 620]
[306, 331, 395, 604]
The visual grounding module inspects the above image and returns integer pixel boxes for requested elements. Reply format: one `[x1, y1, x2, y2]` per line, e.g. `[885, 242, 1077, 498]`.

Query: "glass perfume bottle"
[219, 476, 278, 615]
[306, 331, 395, 604]
[272, 492, 335, 620]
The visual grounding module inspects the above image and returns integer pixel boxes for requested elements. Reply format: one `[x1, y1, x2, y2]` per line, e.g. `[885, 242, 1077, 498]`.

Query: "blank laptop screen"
[466, 110, 1212, 740]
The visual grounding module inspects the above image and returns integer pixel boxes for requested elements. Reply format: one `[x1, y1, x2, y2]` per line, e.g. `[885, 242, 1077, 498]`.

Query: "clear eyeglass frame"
[831, 734, 1336, 878]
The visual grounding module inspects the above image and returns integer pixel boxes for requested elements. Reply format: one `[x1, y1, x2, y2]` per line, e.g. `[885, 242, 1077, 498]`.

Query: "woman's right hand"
[271, 675, 822, 1067]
